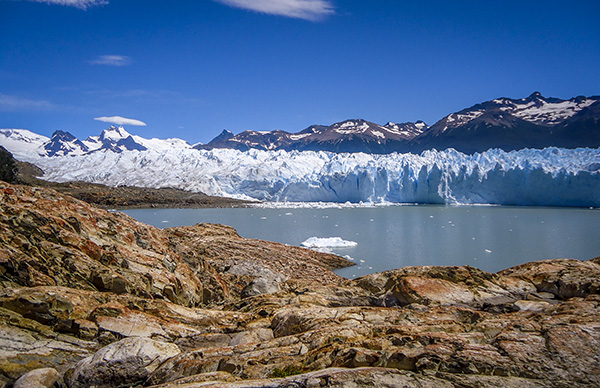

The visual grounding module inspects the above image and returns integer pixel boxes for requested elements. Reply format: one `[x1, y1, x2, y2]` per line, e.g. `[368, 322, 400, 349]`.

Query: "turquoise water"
[123, 205, 600, 278]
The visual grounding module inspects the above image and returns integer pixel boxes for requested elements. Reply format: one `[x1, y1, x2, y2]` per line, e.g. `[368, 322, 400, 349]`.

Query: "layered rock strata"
[0, 181, 598, 387]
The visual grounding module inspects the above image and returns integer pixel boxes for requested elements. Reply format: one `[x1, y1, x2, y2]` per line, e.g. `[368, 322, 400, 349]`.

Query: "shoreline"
[15, 160, 255, 209]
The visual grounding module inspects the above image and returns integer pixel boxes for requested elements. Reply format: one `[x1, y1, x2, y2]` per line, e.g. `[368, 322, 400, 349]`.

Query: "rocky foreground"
[0, 181, 599, 387]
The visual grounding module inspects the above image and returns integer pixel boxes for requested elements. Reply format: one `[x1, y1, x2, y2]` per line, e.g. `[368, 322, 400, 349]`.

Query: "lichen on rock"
[0, 181, 599, 388]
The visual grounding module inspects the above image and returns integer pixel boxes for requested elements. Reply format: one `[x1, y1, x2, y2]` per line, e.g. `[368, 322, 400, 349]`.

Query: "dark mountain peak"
[520, 91, 564, 105]
[523, 91, 550, 107]
[298, 125, 326, 135]
[50, 130, 77, 141]
[337, 118, 368, 124]
[210, 130, 235, 143]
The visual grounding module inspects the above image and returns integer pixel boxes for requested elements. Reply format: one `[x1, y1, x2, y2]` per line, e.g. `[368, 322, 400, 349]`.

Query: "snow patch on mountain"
[446, 111, 484, 126]
[507, 98, 596, 125]
[487, 93, 599, 126]
[0, 129, 49, 156]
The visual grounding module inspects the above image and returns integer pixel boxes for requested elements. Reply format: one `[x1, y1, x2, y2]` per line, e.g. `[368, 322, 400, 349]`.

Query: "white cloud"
[89, 55, 132, 67]
[0, 93, 56, 111]
[214, 0, 335, 21]
[25, 0, 108, 9]
[94, 116, 147, 126]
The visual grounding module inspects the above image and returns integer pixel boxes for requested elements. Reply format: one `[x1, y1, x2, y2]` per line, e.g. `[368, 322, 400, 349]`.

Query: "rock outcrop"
[1, 180, 599, 387]
[67, 337, 181, 388]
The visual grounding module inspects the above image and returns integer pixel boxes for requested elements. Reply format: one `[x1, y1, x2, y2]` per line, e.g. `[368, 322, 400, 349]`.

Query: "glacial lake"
[123, 205, 600, 278]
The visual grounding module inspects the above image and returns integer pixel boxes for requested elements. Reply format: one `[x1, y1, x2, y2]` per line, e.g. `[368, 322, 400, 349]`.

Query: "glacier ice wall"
[18, 147, 600, 207]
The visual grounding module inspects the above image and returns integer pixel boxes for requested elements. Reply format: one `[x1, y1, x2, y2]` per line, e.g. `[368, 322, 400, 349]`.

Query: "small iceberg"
[301, 237, 358, 249]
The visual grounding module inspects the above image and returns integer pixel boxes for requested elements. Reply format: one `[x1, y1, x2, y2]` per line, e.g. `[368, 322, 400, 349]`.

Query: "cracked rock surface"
[1, 181, 599, 387]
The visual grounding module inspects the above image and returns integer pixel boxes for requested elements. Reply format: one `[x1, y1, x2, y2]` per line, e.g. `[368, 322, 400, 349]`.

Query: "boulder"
[242, 278, 281, 298]
[13, 368, 59, 388]
[67, 337, 180, 388]
[354, 265, 535, 308]
[513, 300, 551, 312]
[499, 259, 600, 299]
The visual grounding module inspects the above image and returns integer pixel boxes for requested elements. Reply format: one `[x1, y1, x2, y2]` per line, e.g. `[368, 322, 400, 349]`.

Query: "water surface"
[124, 205, 600, 278]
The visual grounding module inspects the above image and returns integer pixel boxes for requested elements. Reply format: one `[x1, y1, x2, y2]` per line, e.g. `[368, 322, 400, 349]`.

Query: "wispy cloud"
[86, 88, 204, 105]
[23, 0, 108, 9]
[94, 116, 147, 126]
[0, 93, 56, 111]
[214, 0, 335, 21]
[89, 55, 132, 67]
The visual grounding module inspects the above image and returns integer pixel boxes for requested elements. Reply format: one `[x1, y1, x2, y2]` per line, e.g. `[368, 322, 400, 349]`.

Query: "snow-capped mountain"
[196, 119, 428, 154]
[198, 93, 600, 154]
[3, 93, 598, 158]
[0, 126, 192, 158]
[45, 130, 92, 156]
[408, 92, 600, 153]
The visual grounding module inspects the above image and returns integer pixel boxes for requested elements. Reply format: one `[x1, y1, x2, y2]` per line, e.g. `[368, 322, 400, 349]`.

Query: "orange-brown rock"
[0, 182, 229, 307]
[1, 180, 599, 388]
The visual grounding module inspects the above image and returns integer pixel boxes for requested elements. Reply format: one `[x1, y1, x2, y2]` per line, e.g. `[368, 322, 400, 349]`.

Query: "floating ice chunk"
[301, 237, 358, 249]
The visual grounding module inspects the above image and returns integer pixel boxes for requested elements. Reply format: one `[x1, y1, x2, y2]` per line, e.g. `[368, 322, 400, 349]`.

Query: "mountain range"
[1, 92, 599, 157]
[195, 120, 428, 154]
[410, 92, 600, 153]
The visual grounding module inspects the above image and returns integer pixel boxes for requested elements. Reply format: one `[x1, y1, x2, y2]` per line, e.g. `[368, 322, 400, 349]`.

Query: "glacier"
[9, 145, 600, 207]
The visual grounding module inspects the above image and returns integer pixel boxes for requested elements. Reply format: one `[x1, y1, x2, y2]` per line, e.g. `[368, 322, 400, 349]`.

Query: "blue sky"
[1, 0, 599, 144]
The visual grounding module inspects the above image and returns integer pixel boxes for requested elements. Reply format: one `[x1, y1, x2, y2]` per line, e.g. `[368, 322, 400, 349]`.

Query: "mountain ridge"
[1, 92, 599, 156]
[409, 92, 600, 153]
